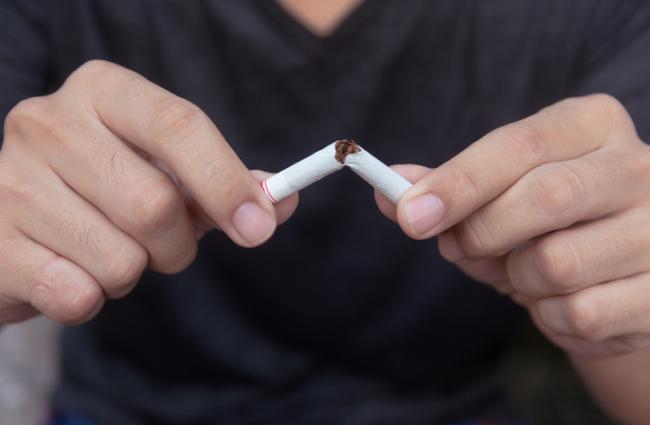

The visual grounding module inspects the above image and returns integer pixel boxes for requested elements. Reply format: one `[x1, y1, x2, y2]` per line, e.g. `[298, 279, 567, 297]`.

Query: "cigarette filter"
[262, 142, 344, 203]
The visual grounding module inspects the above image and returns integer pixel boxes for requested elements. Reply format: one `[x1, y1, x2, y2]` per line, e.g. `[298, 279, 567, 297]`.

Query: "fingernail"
[232, 202, 275, 246]
[438, 232, 464, 262]
[404, 194, 445, 237]
[538, 299, 571, 335]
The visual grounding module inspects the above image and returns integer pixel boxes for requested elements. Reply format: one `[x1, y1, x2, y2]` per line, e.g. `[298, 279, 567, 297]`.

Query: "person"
[1, 0, 650, 423]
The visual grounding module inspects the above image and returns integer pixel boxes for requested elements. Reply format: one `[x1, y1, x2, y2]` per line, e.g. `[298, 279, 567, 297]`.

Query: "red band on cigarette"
[261, 179, 278, 203]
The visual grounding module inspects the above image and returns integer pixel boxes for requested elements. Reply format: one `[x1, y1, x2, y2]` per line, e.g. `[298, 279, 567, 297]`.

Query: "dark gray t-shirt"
[2, 1, 650, 424]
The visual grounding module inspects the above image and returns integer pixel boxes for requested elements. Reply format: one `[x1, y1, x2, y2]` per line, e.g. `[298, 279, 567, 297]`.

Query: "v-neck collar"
[253, 0, 383, 56]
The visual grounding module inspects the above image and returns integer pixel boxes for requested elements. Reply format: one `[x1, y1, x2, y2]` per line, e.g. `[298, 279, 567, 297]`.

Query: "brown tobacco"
[334, 139, 361, 164]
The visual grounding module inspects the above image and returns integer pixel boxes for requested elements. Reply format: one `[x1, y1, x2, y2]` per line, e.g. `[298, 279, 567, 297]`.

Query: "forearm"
[571, 348, 650, 425]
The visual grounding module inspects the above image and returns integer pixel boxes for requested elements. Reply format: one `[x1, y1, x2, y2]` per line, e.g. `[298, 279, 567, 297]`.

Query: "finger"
[0, 229, 104, 325]
[0, 304, 39, 325]
[397, 94, 636, 239]
[437, 236, 532, 305]
[63, 60, 276, 247]
[529, 307, 649, 357]
[507, 208, 650, 298]
[536, 272, 650, 342]
[375, 164, 431, 222]
[186, 170, 299, 239]
[444, 250, 513, 295]
[42, 117, 197, 274]
[250, 170, 299, 225]
[10, 170, 148, 299]
[445, 145, 647, 260]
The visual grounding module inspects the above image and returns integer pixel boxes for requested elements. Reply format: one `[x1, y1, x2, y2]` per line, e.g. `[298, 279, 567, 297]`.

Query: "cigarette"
[344, 144, 413, 204]
[262, 140, 413, 204]
[261, 142, 344, 203]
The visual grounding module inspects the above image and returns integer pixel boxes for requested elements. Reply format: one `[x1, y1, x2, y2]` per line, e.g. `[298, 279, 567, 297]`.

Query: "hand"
[377, 94, 650, 358]
[0, 60, 298, 325]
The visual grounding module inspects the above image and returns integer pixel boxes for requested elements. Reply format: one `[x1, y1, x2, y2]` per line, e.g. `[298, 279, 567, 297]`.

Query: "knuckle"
[4, 97, 53, 137]
[584, 93, 625, 120]
[151, 97, 206, 150]
[579, 94, 631, 136]
[456, 213, 500, 258]
[71, 59, 117, 83]
[126, 178, 182, 236]
[549, 94, 634, 147]
[56, 284, 104, 326]
[447, 165, 485, 210]
[500, 122, 549, 167]
[200, 161, 241, 197]
[103, 243, 147, 298]
[527, 164, 587, 223]
[0, 167, 37, 205]
[563, 293, 605, 340]
[55, 212, 105, 257]
[65, 60, 141, 107]
[533, 237, 581, 289]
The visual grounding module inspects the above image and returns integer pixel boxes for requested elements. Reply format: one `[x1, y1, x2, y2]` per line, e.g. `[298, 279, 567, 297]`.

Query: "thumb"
[187, 170, 300, 239]
[251, 170, 299, 225]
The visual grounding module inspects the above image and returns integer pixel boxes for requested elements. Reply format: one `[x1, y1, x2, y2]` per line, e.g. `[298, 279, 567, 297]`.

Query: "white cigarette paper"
[262, 142, 344, 203]
[345, 148, 413, 204]
[262, 140, 413, 204]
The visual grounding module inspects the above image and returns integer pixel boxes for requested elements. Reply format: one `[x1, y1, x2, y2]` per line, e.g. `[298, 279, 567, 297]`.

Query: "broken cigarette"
[262, 140, 412, 204]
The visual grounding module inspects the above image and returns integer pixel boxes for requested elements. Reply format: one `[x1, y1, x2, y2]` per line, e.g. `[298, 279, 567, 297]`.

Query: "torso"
[18, 0, 629, 422]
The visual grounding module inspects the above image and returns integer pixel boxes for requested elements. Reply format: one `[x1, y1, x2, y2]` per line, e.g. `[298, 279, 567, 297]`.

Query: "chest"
[51, 0, 579, 171]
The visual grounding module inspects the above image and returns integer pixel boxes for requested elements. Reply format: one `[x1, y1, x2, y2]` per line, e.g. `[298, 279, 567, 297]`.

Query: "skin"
[278, 0, 364, 36]
[0, 60, 298, 325]
[1, 1, 648, 422]
[375, 95, 650, 424]
[376, 95, 650, 357]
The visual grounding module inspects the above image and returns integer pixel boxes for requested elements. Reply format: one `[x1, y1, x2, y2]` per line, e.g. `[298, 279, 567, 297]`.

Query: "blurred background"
[0, 318, 59, 425]
[0, 318, 616, 425]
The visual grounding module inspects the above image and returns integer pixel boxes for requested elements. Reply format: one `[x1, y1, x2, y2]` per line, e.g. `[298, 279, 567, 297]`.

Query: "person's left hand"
[376, 94, 650, 358]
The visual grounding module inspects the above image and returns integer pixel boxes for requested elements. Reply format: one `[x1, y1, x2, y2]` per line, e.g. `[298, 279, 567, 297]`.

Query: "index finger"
[397, 94, 634, 239]
[64, 60, 276, 247]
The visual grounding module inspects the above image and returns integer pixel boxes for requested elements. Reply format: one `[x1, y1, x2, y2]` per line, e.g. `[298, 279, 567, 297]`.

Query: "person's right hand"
[0, 60, 298, 325]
